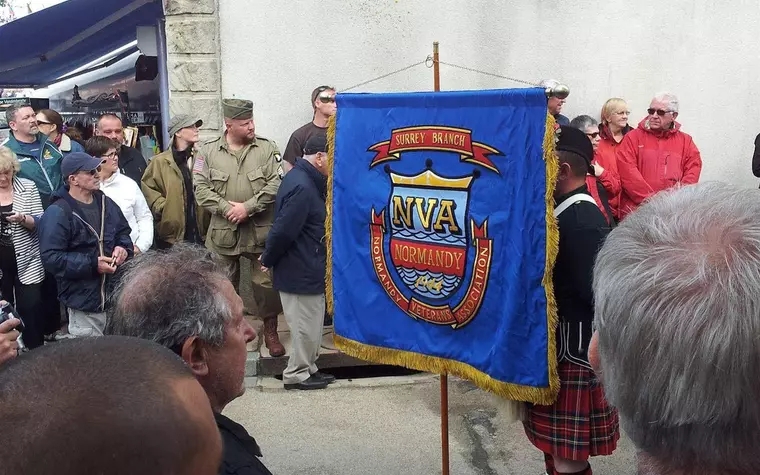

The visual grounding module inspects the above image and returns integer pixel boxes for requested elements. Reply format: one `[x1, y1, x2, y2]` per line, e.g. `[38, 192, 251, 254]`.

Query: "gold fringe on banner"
[328, 111, 561, 405]
[542, 113, 561, 400]
[335, 331, 555, 404]
[325, 115, 337, 315]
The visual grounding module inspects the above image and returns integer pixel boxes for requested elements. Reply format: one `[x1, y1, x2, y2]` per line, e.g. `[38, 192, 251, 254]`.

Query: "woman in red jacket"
[595, 98, 632, 221]
[570, 115, 618, 225]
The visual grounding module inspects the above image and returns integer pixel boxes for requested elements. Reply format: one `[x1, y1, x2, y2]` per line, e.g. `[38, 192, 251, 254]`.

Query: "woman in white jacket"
[85, 137, 153, 253]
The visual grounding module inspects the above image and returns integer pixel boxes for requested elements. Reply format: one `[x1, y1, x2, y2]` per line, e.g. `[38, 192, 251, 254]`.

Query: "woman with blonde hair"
[0, 146, 46, 348]
[596, 98, 632, 221]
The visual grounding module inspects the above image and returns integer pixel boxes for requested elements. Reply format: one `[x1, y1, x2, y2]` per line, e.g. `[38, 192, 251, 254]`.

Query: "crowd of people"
[0, 86, 337, 474]
[0, 86, 336, 368]
[0, 82, 757, 475]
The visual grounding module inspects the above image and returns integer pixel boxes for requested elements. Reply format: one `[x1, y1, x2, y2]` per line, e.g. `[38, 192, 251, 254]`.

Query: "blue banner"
[328, 88, 558, 402]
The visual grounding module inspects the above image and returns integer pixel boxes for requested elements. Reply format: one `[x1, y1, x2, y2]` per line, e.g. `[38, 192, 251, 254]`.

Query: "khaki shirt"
[193, 134, 282, 255]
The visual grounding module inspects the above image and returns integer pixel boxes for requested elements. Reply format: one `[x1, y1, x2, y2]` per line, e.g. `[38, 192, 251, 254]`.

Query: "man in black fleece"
[260, 134, 335, 391]
[95, 113, 147, 184]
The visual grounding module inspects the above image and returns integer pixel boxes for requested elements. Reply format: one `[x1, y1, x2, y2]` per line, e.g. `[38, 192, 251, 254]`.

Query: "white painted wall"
[220, 0, 760, 187]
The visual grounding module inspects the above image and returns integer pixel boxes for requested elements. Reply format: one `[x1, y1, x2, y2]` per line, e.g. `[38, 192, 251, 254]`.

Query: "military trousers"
[217, 252, 283, 320]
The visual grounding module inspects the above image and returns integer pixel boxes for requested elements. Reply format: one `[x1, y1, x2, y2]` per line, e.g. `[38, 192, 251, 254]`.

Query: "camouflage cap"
[222, 98, 253, 120]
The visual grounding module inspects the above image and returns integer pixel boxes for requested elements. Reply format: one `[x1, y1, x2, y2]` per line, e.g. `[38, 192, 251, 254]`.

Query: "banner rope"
[339, 56, 541, 92]
[339, 60, 429, 92]
[436, 60, 539, 87]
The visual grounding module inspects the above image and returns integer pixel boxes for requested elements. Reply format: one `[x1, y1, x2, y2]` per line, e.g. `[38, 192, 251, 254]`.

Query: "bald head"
[0, 337, 222, 475]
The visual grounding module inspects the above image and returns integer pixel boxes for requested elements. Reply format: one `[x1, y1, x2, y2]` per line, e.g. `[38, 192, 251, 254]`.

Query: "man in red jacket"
[616, 92, 701, 219]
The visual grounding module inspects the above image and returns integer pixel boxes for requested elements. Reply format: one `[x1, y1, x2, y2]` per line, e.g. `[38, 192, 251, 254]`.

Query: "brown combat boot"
[263, 317, 285, 357]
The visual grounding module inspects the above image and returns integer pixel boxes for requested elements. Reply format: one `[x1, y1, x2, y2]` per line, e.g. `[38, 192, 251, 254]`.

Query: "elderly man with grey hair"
[104, 244, 273, 475]
[616, 92, 701, 220]
[590, 182, 760, 475]
[539, 79, 570, 126]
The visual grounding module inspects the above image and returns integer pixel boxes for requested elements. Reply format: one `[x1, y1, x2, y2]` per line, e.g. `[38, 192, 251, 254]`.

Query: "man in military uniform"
[193, 99, 286, 357]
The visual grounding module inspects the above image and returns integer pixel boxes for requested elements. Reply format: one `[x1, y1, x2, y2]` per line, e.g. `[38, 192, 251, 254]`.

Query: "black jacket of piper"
[553, 185, 611, 365]
[260, 158, 327, 295]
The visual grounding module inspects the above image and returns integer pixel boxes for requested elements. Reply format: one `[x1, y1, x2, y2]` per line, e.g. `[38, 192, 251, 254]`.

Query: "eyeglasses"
[102, 152, 118, 160]
[585, 132, 600, 139]
[318, 94, 336, 104]
[36, 120, 52, 125]
[647, 108, 673, 117]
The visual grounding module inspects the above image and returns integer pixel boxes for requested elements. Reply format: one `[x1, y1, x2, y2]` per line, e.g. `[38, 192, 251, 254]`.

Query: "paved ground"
[223, 375, 637, 475]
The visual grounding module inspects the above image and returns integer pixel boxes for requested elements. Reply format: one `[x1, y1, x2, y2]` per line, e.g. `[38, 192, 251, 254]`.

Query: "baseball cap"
[168, 114, 203, 138]
[556, 126, 594, 175]
[61, 152, 104, 179]
[303, 134, 328, 155]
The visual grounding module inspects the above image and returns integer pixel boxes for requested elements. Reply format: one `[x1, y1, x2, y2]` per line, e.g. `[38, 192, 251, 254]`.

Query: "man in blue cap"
[38, 152, 133, 337]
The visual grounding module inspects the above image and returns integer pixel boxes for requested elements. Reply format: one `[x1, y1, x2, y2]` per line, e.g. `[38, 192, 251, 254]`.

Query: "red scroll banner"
[370, 210, 493, 328]
[368, 126, 502, 174]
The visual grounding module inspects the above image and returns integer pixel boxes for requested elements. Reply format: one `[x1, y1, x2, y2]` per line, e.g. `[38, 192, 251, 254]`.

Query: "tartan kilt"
[523, 360, 619, 460]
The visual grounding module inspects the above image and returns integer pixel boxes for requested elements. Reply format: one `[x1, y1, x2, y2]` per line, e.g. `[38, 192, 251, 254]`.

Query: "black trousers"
[0, 273, 45, 349]
[40, 273, 64, 335]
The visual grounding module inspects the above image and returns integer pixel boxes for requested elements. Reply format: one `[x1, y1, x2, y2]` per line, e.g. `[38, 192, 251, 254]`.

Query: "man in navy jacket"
[38, 152, 133, 337]
[260, 135, 334, 391]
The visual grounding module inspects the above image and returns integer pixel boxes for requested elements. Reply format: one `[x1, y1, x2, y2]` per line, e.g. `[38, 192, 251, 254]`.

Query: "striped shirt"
[1, 177, 45, 285]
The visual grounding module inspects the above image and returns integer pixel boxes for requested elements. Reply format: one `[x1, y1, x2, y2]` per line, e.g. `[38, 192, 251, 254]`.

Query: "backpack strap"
[553, 193, 597, 218]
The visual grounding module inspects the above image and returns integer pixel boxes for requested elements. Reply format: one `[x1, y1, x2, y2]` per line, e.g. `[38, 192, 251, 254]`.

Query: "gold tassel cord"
[325, 115, 336, 315]
[542, 114, 561, 400]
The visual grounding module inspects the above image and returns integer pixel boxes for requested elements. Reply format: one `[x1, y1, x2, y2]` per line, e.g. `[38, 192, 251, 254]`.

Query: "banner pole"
[431, 40, 450, 475]
[433, 41, 441, 92]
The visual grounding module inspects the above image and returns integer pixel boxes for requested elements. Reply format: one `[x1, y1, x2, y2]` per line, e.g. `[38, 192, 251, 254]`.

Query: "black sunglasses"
[647, 108, 672, 117]
[585, 132, 600, 139]
[85, 166, 102, 176]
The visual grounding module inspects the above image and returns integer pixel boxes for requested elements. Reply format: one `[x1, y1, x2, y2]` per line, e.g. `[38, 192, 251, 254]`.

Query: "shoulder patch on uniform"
[274, 152, 282, 163]
[277, 165, 284, 178]
[192, 154, 206, 173]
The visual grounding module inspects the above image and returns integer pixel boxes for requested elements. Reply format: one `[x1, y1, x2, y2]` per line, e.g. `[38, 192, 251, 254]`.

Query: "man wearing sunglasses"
[616, 92, 702, 219]
[38, 152, 133, 337]
[282, 85, 337, 173]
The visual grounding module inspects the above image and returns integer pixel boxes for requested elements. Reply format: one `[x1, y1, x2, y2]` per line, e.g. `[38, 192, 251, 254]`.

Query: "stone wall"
[164, 0, 222, 141]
